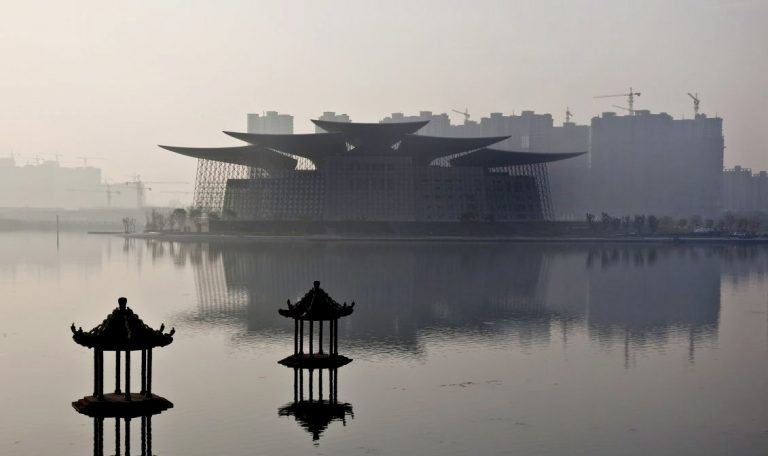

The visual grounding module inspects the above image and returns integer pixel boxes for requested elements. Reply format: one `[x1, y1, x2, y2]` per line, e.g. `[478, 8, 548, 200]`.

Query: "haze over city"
[1, 0, 766, 193]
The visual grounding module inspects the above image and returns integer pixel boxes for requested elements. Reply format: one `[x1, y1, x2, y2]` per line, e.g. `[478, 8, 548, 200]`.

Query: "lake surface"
[1, 232, 767, 455]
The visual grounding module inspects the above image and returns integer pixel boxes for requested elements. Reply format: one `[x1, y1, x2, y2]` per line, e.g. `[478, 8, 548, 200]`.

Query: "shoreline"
[118, 232, 768, 245]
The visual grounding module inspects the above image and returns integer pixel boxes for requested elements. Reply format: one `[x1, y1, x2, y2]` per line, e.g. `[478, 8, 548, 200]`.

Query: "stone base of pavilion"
[278, 353, 352, 369]
[72, 393, 173, 418]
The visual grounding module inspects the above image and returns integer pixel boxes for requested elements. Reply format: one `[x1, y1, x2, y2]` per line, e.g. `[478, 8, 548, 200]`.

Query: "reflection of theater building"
[181, 242, 723, 363]
[161, 120, 583, 231]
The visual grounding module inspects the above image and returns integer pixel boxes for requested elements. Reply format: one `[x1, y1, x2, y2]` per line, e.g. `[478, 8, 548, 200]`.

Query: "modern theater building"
[161, 119, 583, 232]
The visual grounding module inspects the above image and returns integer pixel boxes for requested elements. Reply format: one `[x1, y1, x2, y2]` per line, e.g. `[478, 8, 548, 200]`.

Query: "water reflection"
[279, 367, 353, 442]
[138, 240, 743, 364]
[74, 408, 165, 456]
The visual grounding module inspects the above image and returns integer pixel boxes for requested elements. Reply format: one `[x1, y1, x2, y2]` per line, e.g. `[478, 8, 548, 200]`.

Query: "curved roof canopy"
[312, 120, 428, 148]
[279, 281, 354, 321]
[397, 134, 510, 165]
[71, 298, 174, 351]
[159, 145, 297, 171]
[223, 132, 347, 165]
[449, 149, 587, 168]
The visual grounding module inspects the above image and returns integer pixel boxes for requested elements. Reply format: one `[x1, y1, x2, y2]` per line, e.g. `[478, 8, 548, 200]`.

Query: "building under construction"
[161, 117, 583, 232]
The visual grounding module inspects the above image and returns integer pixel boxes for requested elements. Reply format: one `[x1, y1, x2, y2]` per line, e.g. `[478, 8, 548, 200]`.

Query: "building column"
[124, 350, 131, 401]
[115, 351, 121, 394]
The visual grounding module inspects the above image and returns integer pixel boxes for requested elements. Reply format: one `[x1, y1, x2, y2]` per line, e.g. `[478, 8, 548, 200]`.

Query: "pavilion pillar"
[146, 348, 153, 396]
[146, 415, 152, 456]
[309, 321, 314, 357]
[333, 319, 338, 355]
[329, 319, 334, 356]
[333, 367, 338, 403]
[141, 416, 146, 456]
[319, 320, 324, 354]
[140, 350, 146, 394]
[115, 351, 121, 394]
[115, 417, 121, 455]
[125, 350, 131, 401]
[294, 319, 299, 355]
[293, 368, 298, 402]
[299, 368, 304, 401]
[93, 350, 99, 398]
[319, 368, 323, 401]
[147, 415, 152, 456]
[299, 321, 304, 354]
[125, 418, 131, 455]
[98, 349, 105, 400]
[329, 367, 335, 403]
[309, 369, 314, 401]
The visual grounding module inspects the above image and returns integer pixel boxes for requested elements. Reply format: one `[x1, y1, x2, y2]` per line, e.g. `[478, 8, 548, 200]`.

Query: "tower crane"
[125, 175, 189, 208]
[68, 184, 121, 207]
[451, 108, 470, 124]
[687, 92, 700, 117]
[594, 87, 641, 115]
[76, 156, 105, 167]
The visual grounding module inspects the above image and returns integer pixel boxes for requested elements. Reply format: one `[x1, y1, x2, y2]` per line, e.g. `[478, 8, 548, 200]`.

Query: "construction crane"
[76, 155, 105, 167]
[125, 175, 189, 208]
[68, 184, 121, 207]
[451, 108, 470, 124]
[594, 87, 642, 115]
[565, 107, 574, 123]
[687, 92, 700, 117]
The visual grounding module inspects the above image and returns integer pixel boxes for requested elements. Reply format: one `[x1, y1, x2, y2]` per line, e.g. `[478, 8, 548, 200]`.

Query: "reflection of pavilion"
[74, 406, 166, 456]
[279, 367, 353, 441]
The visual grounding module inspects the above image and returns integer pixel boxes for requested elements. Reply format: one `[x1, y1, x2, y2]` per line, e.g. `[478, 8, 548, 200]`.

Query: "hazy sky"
[1, 0, 766, 203]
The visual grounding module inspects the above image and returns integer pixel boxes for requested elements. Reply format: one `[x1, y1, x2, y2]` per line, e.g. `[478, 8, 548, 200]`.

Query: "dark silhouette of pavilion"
[278, 281, 354, 369]
[278, 281, 355, 441]
[71, 297, 175, 416]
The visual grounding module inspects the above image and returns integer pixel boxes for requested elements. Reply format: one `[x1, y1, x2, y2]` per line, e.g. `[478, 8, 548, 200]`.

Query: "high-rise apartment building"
[193, 111, 294, 212]
[589, 111, 724, 217]
[315, 112, 351, 133]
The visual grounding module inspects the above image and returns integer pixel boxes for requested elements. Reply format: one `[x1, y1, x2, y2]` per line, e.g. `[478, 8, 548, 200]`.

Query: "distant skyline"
[1, 0, 766, 204]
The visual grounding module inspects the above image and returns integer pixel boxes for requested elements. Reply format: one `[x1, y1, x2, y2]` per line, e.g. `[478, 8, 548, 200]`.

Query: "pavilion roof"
[71, 298, 174, 351]
[279, 281, 354, 321]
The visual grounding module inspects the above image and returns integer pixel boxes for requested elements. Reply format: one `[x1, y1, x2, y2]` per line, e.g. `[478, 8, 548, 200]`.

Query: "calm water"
[1, 232, 767, 455]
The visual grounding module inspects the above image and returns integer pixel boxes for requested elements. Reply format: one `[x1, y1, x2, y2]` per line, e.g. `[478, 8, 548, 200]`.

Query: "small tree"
[633, 214, 646, 233]
[171, 208, 187, 231]
[647, 215, 659, 233]
[585, 213, 595, 228]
